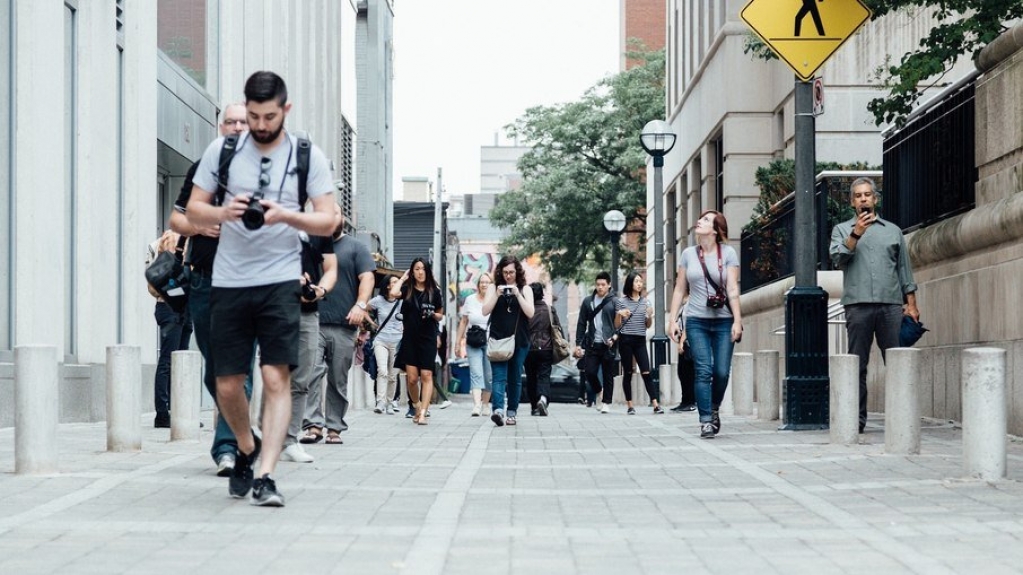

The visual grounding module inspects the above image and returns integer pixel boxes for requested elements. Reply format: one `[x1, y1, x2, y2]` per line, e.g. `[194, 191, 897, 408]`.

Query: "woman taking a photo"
[482, 255, 534, 427]
[456, 273, 494, 416]
[368, 275, 404, 415]
[613, 272, 663, 415]
[668, 210, 743, 439]
[394, 258, 444, 425]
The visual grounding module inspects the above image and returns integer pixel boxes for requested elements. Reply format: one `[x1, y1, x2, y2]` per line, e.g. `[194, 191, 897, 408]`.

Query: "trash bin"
[449, 359, 470, 394]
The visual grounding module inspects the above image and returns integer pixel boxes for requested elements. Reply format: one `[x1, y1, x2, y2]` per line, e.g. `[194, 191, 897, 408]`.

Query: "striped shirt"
[614, 296, 650, 336]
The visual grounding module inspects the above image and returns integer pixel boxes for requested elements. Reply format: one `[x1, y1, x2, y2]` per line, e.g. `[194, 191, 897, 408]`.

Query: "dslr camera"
[301, 282, 317, 300]
[420, 302, 436, 320]
[706, 293, 727, 309]
[242, 190, 266, 230]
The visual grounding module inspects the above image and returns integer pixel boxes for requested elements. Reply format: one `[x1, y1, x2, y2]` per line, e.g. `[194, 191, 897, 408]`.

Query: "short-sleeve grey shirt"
[680, 243, 739, 320]
[191, 133, 334, 288]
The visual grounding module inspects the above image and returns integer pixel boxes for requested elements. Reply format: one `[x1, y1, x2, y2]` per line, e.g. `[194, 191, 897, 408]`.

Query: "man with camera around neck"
[829, 177, 919, 434]
[186, 71, 339, 507]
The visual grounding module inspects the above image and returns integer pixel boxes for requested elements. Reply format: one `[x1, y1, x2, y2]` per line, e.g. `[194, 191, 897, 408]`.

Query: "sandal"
[324, 432, 343, 444]
[299, 427, 323, 444]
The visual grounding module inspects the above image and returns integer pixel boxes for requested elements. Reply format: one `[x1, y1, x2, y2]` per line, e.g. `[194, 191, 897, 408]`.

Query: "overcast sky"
[392, 0, 621, 198]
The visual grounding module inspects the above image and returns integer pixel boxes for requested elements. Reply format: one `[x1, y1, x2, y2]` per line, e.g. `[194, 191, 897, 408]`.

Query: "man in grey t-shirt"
[187, 71, 339, 507]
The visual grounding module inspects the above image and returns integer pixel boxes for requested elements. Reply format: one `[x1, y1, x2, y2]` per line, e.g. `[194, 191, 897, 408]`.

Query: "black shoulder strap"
[296, 136, 311, 210]
[376, 300, 399, 333]
[215, 134, 240, 206]
[587, 296, 611, 323]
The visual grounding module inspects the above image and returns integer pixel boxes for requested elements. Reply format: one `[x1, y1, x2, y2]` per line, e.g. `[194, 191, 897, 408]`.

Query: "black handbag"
[466, 325, 487, 348]
[145, 236, 189, 313]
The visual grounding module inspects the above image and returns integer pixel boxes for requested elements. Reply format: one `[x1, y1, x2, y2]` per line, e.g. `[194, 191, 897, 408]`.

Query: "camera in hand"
[242, 190, 266, 230]
[501, 287, 514, 296]
[420, 302, 436, 319]
[301, 282, 317, 300]
[706, 293, 727, 309]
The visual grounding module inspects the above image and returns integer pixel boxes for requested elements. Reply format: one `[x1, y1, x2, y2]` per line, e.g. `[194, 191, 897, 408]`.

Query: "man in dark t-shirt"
[168, 102, 249, 476]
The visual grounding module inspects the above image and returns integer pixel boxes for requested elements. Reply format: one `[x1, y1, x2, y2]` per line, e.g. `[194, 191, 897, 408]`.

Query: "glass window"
[157, 0, 208, 87]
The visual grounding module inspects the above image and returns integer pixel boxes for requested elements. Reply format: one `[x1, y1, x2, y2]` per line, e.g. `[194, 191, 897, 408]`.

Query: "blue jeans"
[189, 271, 253, 462]
[154, 301, 192, 414]
[490, 345, 528, 416]
[685, 316, 735, 423]
[466, 344, 492, 391]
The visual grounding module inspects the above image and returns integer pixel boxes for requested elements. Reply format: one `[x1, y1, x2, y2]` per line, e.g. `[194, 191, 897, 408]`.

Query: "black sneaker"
[531, 409, 539, 416]
[700, 422, 715, 438]
[711, 409, 721, 435]
[405, 406, 415, 419]
[627, 407, 636, 415]
[491, 409, 505, 427]
[229, 434, 261, 499]
[537, 396, 549, 416]
[670, 403, 696, 412]
[653, 405, 664, 414]
[250, 474, 285, 507]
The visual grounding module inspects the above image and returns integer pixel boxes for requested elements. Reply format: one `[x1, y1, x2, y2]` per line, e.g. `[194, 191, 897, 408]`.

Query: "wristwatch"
[356, 301, 367, 310]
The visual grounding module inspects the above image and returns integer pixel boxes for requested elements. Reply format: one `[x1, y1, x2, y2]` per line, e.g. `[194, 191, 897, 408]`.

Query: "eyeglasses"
[223, 119, 247, 126]
[258, 157, 272, 189]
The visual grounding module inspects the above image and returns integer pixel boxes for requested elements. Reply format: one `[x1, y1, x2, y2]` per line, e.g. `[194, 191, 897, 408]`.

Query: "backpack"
[215, 132, 312, 209]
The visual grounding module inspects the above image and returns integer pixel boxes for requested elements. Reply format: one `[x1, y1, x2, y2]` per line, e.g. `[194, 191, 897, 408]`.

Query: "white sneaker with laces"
[440, 399, 452, 409]
[471, 404, 481, 416]
[280, 443, 314, 463]
[390, 400, 400, 413]
[374, 400, 385, 414]
[482, 404, 492, 417]
[600, 403, 610, 414]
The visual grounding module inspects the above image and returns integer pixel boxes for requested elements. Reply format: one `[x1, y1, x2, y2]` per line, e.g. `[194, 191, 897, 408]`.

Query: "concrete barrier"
[106, 345, 142, 453]
[731, 353, 754, 416]
[756, 350, 780, 421]
[170, 350, 202, 441]
[962, 347, 1007, 480]
[884, 348, 921, 455]
[660, 363, 678, 406]
[829, 354, 859, 444]
[15, 345, 59, 474]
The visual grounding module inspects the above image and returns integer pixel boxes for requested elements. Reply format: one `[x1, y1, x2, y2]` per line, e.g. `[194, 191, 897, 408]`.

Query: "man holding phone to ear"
[829, 177, 919, 434]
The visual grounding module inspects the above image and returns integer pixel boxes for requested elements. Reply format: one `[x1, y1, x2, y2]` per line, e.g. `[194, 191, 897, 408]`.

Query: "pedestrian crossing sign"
[740, 0, 872, 81]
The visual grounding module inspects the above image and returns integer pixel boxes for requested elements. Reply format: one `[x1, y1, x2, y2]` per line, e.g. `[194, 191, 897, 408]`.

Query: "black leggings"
[618, 334, 657, 402]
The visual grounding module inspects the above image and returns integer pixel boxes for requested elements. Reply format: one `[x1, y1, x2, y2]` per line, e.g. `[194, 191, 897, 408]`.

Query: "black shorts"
[397, 335, 437, 371]
[210, 280, 301, 376]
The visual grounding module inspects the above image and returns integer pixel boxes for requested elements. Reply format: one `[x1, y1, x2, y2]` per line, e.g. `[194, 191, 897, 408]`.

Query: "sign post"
[741, 0, 872, 429]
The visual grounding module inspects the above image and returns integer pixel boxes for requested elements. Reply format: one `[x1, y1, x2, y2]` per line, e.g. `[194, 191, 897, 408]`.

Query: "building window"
[157, 0, 208, 87]
[65, 2, 78, 358]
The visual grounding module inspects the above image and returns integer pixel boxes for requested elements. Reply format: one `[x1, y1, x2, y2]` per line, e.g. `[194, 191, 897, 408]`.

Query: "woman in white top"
[456, 273, 494, 416]
[368, 275, 404, 414]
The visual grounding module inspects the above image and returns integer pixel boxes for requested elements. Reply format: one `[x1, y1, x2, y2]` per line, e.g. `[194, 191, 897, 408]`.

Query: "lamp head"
[640, 119, 677, 157]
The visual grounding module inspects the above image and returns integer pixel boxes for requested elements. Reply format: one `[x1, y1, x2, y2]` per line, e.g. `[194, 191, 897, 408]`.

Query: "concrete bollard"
[170, 350, 203, 441]
[731, 353, 754, 416]
[106, 345, 142, 452]
[884, 348, 921, 455]
[830, 354, 860, 444]
[15, 345, 59, 474]
[249, 364, 263, 428]
[962, 347, 1007, 480]
[660, 364, 678, 406]
[756, 350, 780, 421]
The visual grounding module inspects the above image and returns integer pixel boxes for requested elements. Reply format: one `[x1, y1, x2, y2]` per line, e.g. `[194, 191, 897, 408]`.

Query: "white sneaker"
[440, 399, 452, 409]
[471, 404, 481, 417]
[390, 400, 400, 413]
[600, 403, 610, 414]
[374, 400, 385, 414]
[281, 443, 314, 463]
[482, 404, 492, 417]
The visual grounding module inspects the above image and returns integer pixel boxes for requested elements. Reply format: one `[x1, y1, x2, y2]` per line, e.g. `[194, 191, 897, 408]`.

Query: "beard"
[251, 122, 284, 144]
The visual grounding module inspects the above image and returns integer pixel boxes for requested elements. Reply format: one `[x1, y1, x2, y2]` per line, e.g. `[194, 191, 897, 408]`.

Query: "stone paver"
[2, 398, 1023, 575]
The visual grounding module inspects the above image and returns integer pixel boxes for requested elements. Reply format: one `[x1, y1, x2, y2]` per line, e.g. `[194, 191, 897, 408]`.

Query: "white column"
[660, 364, 679, 406]
[756, 350, 780, 421]
[962, 347, 1007, 480]
[731, 352, 754, 416]
[884, 348, 921, 455]
[15, 345, 59, 474]
[170, 351, 203, 441]
[106, 345, 141, 452]
[830, 354, 860, 444]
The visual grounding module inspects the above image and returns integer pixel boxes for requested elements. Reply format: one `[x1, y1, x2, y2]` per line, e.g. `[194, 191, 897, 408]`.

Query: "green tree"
[489, 48, 665, 282]
[743, 1, 1023, 127]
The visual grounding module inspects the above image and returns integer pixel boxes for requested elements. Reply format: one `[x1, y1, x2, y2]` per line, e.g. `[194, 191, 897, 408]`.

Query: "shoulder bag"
[466, 325, 487, 348]
[487, 313, 520, 362]
[549, 307, 570, 362]
[145, 235, 189, 313]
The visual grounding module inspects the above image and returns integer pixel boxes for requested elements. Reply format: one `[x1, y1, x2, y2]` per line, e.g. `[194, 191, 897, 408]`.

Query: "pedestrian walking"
[456, 273, 493, 416]
[614, 272, 663, 414]
[671, 304, 697, 412]
[668, 210, 743, 439]
[524, 282, 559, 416]
[482, 255, 534, 426]
[145, 230, 193, 429]
[186, 71, 340, 506]
[574, 271, 618, 414]
[394, 258, 444, 425]
[368, 275, 404, 414]
[829, 177, 919, 433]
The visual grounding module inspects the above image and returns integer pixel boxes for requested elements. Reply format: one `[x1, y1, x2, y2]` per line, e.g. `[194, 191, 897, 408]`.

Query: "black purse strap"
[376, 299, 399, 334]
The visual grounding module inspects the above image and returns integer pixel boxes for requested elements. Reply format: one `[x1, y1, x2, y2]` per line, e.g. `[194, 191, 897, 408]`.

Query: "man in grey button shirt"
[830, 177, 920, 433]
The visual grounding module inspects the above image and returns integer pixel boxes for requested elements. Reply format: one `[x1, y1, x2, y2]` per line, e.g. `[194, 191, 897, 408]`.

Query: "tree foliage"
[743, 1, 1023, 127]
[489, 48, 665, 283]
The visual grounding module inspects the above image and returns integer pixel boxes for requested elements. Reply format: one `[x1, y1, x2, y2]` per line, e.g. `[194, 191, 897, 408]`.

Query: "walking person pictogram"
[795, 0, 825, 36]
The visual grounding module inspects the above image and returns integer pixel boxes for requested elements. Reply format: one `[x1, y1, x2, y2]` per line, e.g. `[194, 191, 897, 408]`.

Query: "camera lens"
[242, 191, 266, 230]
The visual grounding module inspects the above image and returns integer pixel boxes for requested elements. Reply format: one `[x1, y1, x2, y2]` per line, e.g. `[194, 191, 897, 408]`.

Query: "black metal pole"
[610, 232, 620, 294]
[650, 155, 669, 391]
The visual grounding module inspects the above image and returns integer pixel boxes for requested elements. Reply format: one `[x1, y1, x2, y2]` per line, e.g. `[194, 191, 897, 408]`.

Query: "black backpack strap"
[215, 134, 240, 206]
[296, 136, 311, 210]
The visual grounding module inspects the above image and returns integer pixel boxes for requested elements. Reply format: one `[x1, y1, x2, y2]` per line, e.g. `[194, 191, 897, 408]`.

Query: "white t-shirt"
[191, 132, 334, 288]
[460, 294, 490, 328]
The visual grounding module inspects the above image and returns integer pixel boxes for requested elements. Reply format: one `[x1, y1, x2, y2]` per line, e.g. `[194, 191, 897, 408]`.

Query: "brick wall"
[622, 0, 665, 69]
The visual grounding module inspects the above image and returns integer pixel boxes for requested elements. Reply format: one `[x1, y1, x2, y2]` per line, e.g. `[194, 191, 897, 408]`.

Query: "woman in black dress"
[394, 258, 444, 425]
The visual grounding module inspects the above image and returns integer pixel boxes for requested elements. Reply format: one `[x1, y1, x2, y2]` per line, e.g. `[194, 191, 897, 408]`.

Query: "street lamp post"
[603, 209, 626, 293]
[640, 120, 677, 389]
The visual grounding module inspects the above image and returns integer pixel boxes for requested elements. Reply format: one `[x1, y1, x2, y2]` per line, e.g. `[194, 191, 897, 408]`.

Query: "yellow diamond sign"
[741, 0, 872, 81]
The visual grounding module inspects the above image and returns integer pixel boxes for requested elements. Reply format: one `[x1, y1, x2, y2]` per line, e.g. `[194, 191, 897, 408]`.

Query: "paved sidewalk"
[2, 398, 1023, 575]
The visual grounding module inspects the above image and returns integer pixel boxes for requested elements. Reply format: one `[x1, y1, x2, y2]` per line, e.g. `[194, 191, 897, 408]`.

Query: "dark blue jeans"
[154, 301, 192, 414]
[189, 271, 252, 462]
[685, 316, 735, 423]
